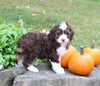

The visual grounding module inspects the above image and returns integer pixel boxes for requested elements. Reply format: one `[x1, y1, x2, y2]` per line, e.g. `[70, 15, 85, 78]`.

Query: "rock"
[13, 63, 100, 86]
[0, 62, 100, 86]
[0, 67, 26, 86]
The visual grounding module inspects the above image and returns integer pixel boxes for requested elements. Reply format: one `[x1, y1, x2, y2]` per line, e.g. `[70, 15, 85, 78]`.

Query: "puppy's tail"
[15, 47, 24, 67]
[16, 47, 24, 53]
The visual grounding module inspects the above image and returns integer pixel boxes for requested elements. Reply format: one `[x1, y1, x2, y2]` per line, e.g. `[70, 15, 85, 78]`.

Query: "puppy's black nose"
[62, 39, 65, 42]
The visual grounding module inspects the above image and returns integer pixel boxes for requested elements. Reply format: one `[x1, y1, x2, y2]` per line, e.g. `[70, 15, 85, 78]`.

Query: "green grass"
[0, 0, 100, 50]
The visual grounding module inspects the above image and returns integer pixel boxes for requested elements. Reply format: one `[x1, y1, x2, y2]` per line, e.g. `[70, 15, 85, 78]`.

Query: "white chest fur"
[56, 45, 67, 61]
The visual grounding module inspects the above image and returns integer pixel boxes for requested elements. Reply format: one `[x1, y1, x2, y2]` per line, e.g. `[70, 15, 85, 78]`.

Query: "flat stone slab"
[13, 62, 100, 86]
[0, 67, 26, 86]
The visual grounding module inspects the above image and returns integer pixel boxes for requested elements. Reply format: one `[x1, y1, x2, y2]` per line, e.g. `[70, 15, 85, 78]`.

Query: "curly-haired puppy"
[15, 22, 74, 74]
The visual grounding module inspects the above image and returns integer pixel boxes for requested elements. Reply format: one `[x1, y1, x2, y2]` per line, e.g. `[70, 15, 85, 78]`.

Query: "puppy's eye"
[64, 30, 69, 34]
[56, 32, 60, 35]
[55, 31, 62, 38]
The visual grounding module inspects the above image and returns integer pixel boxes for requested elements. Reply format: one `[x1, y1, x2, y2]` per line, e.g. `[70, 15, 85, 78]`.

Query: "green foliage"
[33, 59, 48, 66]
[0, 18, 31, 68]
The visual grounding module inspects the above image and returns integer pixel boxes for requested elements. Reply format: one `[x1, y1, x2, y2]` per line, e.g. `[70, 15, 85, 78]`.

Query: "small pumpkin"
[84, 40, 100, 66]
[61, 45, 78, 68]
[68, 46, 94, 75]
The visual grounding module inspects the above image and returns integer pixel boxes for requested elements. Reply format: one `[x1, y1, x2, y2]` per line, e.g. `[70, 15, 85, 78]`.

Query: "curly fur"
[15, 22, 74, 73]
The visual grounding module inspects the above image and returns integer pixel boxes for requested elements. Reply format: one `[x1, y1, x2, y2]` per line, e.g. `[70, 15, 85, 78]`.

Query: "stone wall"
[0, 62, 100, 86]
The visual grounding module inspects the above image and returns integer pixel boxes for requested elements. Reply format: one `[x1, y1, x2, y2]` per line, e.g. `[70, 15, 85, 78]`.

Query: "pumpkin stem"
[91, 40, 95, 49]
[80, 46, 84, 55]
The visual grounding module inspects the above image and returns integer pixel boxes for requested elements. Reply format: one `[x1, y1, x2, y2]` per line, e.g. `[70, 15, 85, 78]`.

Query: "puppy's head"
[48, 22, 74, 44]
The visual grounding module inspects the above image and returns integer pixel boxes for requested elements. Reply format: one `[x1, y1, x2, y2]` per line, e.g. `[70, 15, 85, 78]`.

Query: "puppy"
[15, 22, 74, 74]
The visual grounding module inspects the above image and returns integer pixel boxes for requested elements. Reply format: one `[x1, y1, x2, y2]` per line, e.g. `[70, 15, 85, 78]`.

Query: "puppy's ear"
[48, 29, 55, 42]
[69, 26, 75, 41]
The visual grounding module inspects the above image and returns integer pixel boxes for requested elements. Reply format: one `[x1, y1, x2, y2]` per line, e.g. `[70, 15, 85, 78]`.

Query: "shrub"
[0, 18, 31, 68]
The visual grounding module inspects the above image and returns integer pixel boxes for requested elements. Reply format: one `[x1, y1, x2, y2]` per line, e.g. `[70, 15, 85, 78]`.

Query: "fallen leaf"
[43, 11, 45, 14]
[32, 14, 36, 16]
[65, 12, 67, 14]
[55, 10, 58, 13]
[40, 29, 43, 31]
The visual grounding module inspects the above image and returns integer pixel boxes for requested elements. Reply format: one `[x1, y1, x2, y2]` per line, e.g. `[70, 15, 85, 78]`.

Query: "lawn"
[0, 0, 100, 50]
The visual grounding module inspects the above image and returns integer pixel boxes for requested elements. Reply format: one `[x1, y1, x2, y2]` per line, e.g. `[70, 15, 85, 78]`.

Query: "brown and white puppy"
[15, 22, 74, 74]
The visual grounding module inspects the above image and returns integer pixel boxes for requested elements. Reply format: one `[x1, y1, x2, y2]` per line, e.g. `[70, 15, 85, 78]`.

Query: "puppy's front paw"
[51, 62, 65, 74]
[54, 67, 65, 74]
[27, 65, 39, 72]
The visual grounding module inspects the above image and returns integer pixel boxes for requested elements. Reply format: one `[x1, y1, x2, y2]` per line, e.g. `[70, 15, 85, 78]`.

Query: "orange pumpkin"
[84, 40, 100, 66]
[68, 46, 94, 75]
[61, 45, 78, 68]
